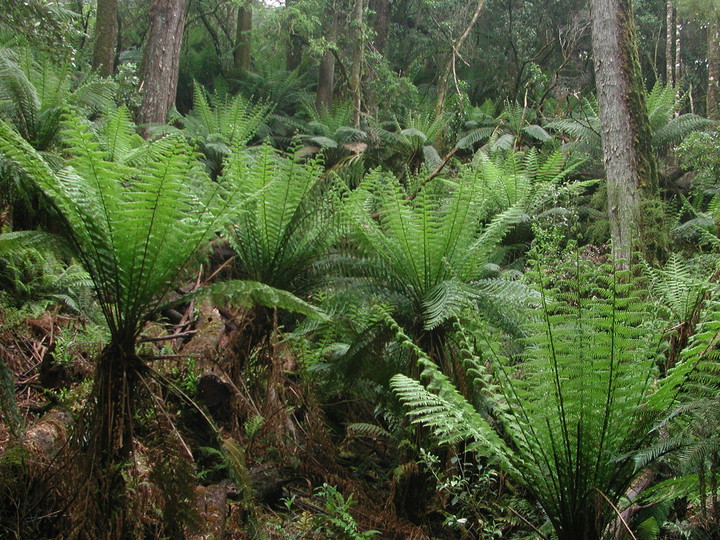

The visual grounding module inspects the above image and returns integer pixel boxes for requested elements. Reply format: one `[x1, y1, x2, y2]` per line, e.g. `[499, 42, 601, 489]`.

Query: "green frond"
[195, 279, 326, 320]
[224, 144, 343, 295]
[346, 422, 391, 440]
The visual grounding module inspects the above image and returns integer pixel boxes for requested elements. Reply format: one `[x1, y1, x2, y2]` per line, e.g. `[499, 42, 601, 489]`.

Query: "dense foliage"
[0, 1, 719, 539]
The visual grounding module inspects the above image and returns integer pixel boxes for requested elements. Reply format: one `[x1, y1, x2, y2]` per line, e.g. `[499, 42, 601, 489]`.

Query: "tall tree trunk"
[665, 0, 674, 85]
[138, 0, 186, 130]
[589, 0, 662, 264]
[316, 5, 338, 113]
[92, 0, 119, 76]
[234, 0, 252, 71]
[707, 19, 720, 120]
[349, 0, 365, 126]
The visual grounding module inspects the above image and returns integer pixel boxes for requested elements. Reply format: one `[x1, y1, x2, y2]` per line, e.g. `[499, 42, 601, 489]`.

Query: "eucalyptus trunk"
[138, 0, 186, 129]
[92, 0, 119, 76]
[589, 0, 661, 263]
[433, 0, 485, 118]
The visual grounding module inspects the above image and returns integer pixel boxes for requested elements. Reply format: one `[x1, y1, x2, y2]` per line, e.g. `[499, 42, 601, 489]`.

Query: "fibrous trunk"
[86, 342, 145, 536]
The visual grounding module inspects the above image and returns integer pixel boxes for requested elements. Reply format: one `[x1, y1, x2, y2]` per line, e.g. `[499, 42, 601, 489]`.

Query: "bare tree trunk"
[665, 0, 674, 85]
[92, 0, 119, 76]
[234, 0, 252, 71]
[707, 19, 720, 120]
[138, 0, 186, 130]
[589, 0, 661, 264]
[316, 4, 338, 113]
[349, 0, 365, 126]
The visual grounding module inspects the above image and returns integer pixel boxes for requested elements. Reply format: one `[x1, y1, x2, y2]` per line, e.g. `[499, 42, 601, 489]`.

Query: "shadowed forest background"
[1, 0, 720, 538]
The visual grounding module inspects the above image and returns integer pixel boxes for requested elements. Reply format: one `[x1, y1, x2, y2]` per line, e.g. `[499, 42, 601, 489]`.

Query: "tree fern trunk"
[88, 342, 145, 536]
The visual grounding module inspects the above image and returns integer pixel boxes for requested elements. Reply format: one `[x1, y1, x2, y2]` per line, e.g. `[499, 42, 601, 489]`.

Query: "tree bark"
[91, 0, 119, 76]
[138, 0, 186, 130]
[589, 0, 661, 263]
[316, 4, 338, 113]
[707, 19, 720, 120]
[349, 0, 365, 126]
[234, 0, 252, 71]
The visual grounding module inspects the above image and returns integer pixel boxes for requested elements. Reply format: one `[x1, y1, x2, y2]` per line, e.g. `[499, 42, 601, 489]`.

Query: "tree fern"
[392, 259, 669, 540]
[341, 168, 534, 386]
[225, 144, 343, 294]
[0, 110, 256, 535]
[182, 83, 271, 177]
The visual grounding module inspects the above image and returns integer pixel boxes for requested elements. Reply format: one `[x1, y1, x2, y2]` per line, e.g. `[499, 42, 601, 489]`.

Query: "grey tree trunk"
[234, 1, 252, 71]
[138, 0, 186, 130]
[92, 0, 119, 76]
[589, 0, 661, 263]
[316, 5, 338, 113]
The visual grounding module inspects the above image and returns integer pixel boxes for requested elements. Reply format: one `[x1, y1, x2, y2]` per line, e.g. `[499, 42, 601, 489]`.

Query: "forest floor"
[0, 305, 472, 539]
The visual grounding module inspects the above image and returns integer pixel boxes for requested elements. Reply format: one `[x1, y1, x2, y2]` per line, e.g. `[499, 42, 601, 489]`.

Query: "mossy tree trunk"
[285, 0, 303, 71]
[91, 0, 118, 76]
[589, 0, 663, 263]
